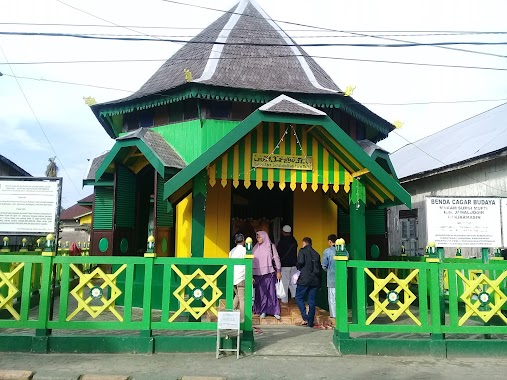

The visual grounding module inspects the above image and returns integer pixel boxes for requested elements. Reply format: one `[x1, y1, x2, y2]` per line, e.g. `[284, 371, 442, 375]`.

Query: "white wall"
[388, 155, 507, 258]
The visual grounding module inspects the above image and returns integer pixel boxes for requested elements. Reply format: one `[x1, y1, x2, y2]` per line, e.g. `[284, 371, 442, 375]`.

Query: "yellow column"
[175, 193, 192, 258]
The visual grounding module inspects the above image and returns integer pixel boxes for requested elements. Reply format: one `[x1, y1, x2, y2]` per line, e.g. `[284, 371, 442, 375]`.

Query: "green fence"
[334, 256, 507, 357]
[0, 253, 253, 354]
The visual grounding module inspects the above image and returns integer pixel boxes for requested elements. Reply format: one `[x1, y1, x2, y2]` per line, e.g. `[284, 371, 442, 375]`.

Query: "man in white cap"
[276, 225, 298, 303]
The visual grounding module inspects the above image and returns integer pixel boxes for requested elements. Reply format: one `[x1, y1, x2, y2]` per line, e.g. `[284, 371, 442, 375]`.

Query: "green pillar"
[349, 178, 366, 324]
[191, 170, 207, 258]
[349, 178, 366, 260]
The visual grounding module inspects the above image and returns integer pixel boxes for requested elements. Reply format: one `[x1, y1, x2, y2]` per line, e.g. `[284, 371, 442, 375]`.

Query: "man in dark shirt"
[277, 225, 298, 303]
[295, 237, 322, 327]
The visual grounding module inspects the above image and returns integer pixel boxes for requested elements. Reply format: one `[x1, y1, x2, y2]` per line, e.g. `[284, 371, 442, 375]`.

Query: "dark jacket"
[296, 245, 322, 288]
[277, 235, 298, 267]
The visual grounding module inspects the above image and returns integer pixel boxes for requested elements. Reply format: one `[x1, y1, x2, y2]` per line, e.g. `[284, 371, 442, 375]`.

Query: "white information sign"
[216, 310, 241, 359]
[502, 198, 507, 247]
[0, 180, 58, 234]
[217, 310, 240, 330]
[426, 197, 502, 247]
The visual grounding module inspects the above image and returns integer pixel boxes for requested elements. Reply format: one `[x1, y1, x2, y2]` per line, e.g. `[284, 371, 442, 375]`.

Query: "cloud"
[0, 119, 45, 151]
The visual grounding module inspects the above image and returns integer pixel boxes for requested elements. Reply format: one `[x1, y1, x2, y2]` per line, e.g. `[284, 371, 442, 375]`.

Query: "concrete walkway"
[1, 349, 507, 380]
[1, 326, 507, 379]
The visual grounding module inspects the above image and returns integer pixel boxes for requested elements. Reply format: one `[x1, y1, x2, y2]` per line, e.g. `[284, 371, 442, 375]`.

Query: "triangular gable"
[163, 110, 411, 208]
[94, 130, 185, 181]
[208, 122, 353, 194]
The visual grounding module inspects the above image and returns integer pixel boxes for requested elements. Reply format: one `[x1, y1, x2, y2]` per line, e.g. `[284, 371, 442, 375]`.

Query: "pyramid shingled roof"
[117, 128, 186, 169]
[103, 0, 341, 106]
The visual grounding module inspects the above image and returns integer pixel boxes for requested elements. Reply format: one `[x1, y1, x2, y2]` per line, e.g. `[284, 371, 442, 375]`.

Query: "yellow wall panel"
[175, 193, 192, 258]
[293, 189, 337, 255]
[204, 182, 231, 258]
[79, 214, 92, 225]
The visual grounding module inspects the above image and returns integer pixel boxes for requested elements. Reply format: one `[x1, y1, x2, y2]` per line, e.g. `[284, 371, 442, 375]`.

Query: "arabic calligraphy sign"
[252, 153, 313, 170]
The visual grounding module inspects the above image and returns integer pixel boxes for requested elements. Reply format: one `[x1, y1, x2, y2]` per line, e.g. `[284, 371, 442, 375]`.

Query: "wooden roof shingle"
[100, 0, 341, 107]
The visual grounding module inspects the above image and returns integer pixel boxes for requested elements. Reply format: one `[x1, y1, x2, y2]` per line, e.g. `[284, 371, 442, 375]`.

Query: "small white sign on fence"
[217, 310, 240, 330]
[216, 310, 241, 359]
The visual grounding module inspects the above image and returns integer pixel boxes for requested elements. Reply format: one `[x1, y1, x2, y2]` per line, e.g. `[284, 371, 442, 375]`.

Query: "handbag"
[270, 243, 277, 271]
[275, 280, 286, 299]
[291, 270, 301, 285]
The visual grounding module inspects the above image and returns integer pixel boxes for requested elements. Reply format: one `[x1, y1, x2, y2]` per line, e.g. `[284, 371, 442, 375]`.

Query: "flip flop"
[298, 321, 308, 326]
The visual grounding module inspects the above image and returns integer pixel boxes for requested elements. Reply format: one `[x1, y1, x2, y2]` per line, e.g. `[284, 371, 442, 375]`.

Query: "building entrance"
[231, 184, 293, 245]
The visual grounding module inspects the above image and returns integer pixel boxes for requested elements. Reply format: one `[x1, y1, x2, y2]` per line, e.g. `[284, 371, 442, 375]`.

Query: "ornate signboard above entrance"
[252, 153, 313, 171]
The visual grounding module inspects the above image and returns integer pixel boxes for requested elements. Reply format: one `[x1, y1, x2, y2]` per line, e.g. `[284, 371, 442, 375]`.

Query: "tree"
[45, 156, 59, 177]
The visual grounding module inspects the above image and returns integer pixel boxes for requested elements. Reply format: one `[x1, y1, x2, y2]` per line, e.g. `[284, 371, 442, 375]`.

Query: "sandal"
[298, 321, 308, 326]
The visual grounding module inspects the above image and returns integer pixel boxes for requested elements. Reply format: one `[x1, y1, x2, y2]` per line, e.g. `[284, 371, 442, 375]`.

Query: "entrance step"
[206, 299, 334, 327]
[254, 301, 333, 327]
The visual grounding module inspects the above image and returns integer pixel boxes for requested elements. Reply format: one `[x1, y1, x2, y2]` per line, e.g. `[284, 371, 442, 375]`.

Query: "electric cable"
[0, 46, 83, 197]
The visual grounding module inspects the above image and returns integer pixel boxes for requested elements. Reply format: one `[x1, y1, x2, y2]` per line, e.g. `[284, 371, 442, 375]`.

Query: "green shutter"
[115, 165, 136, 228]
[93, 187, 114, 229]
[339, 208, 386, 235]
[365, 209, 386, 235]
[156, 174, 173, 227]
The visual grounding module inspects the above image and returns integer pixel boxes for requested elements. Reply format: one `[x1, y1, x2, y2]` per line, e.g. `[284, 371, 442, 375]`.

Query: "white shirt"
[229, 244, 246, 285]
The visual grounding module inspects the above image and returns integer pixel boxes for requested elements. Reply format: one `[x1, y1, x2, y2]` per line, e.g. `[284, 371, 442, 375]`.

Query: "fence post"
[333, 238, 352, 351]
[33, 248, 56, 353]
[141, 236, 155, 353]
[242, 237, 254, 353]
[1, 237, 10, 253]
[426, 242, 446, 357]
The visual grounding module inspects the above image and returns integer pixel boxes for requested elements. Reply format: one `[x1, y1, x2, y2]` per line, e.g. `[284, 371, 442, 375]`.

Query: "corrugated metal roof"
[390, 102, 507, 179]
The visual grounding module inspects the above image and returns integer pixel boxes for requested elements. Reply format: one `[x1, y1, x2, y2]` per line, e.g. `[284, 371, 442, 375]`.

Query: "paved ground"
[1, 347, 507, 380]
[1, 326, 507, 380]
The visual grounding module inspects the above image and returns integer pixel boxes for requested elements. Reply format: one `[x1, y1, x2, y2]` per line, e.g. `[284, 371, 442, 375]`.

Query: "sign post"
[216, 310, 241, 359]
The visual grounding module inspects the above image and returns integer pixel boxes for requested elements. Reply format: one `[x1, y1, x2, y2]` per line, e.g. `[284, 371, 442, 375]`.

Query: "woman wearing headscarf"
[252, 230, 282, 319]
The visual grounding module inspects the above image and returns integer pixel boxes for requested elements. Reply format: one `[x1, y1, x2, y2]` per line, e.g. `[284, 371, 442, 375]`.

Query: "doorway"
[231, 184, 293, 246]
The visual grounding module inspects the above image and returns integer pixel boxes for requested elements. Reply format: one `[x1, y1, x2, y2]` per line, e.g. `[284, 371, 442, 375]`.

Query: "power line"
[3, 54, 507, 72]
[161, 0, 507, 60]
[0, 46, 83, 197]
[3, 72, 507, 106]
[1, 22, 506, 35]
[392, 129, 507, 194]
[3, 30, 507, 49]
[3, 28, 507, 40]
[0, 73, 132, 92]
[8, 31, 507, 39]
[54, 0, 163, 42]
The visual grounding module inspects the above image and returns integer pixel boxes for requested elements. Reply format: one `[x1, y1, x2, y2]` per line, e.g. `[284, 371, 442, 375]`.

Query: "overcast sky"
[1, 0, 506, 208]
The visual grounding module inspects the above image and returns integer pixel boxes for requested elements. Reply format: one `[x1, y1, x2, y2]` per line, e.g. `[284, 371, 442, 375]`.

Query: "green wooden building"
[85, 0, 410, 260]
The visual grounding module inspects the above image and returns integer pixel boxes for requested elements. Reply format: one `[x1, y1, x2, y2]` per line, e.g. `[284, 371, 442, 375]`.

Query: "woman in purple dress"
[252, 231, 282, 320]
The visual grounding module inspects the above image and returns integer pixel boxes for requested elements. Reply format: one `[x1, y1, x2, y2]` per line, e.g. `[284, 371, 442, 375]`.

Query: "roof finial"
[393, 120, 404, 129]
[184, 69, 193, 82]
[344, 85, 356, 97]
[83, 96, 97, 106]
